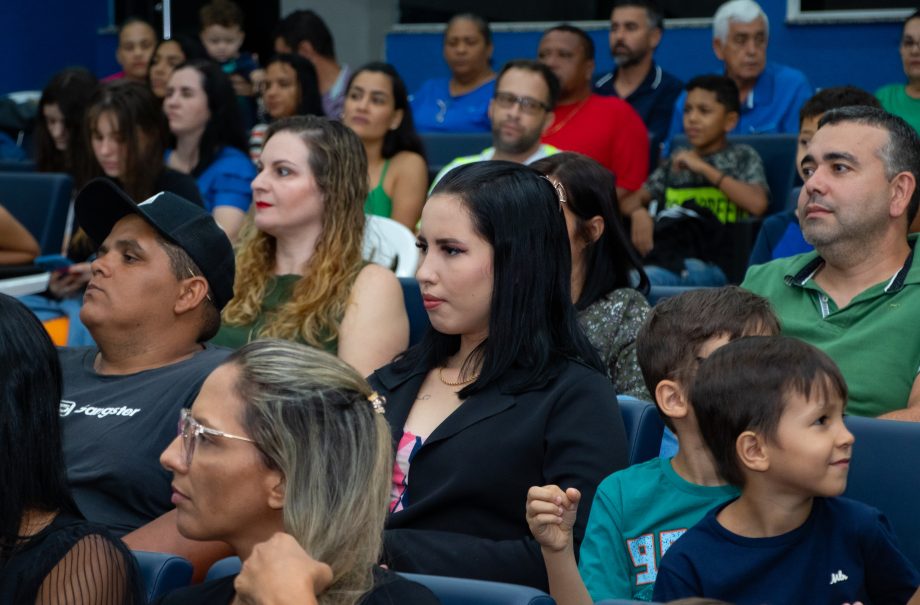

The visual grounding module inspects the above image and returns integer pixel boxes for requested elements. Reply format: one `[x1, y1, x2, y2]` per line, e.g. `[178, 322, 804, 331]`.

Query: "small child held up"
[526, 286, 779, 603]
[199, 0, 260, 97]
[621, 75, 769, 286]
[653, 335, 920, 604]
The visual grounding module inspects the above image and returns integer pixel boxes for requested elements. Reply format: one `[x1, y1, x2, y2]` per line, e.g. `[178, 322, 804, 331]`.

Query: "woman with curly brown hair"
[212, 116, 408, 376]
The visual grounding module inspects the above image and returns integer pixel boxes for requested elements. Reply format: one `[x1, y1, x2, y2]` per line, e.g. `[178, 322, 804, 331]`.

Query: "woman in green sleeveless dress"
[343, 63, 428, 231]
[213, 116, 409, 376]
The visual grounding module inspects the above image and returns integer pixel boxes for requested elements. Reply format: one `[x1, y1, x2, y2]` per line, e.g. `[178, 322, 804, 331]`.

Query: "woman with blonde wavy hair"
[212, 116, 409, 376]
[156, 340, 438, 604]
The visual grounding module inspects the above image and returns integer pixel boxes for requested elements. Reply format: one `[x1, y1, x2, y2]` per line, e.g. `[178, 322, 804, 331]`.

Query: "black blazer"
[370, 358, 628, 590]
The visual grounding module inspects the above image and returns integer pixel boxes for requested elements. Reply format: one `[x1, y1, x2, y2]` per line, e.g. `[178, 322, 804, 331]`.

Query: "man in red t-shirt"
[538, 25, 650, 199]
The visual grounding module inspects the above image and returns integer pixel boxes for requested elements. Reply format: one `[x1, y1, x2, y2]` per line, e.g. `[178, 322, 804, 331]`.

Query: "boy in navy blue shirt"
[654, 336, 920, 604]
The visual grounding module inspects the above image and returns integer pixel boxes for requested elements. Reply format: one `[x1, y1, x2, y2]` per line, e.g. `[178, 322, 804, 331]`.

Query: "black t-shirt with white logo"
[59, 345, 231, 536]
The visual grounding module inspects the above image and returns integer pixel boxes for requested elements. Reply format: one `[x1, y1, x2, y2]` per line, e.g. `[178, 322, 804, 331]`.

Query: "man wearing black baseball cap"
[58, 179, 236, 568]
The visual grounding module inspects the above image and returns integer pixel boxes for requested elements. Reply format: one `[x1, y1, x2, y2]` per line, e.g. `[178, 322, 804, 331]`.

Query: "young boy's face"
[796, 113, 821, 181]
[201, 24, 244, 63]
[682, 88, 737, 155]
[763, 383, 854, 498]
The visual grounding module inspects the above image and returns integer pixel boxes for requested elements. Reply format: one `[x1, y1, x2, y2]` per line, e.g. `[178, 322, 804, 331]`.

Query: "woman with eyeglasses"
[370, 161, 628, 589]
[877, 10, 920, 134]
[532, 152, 652, 399]
[155, 340, 437, 604]
[0, 294, 144, 604]
[410, 13, 495, 133]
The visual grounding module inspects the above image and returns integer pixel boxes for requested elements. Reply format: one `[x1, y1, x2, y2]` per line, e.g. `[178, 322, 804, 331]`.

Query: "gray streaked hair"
[228, 340, 392, 605]
[712, 0, 768, 42]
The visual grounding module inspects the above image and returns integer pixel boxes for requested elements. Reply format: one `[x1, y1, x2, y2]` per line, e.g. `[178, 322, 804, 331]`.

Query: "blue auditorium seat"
[617, 396, 665, 466]
[399, 276, 431, 346]
[0, 172, 72, 254]
[132, 550, 193, 602]
[421, 132, 494, 181]
[842, 415, 920, 571]
[207, 558, 556, 604]
[205, 556, 242, 582]
[400, 572, 555, 605]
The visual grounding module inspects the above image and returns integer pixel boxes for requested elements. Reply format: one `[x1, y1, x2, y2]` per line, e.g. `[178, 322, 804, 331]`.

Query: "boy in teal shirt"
[526, 286, 779, 602]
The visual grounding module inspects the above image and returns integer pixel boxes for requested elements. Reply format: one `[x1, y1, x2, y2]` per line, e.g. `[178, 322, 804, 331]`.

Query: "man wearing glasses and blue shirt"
[57, 178, 235, 571]
[430, 60, 561, 188]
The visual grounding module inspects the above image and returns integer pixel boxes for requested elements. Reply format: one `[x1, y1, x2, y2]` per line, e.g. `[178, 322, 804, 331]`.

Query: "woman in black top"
[371, 161, 628, 589]
[0, 294, 143, 604]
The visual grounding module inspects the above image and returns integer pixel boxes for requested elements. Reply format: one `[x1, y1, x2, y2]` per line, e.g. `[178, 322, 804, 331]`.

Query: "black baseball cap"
[74, 178, 236, 310]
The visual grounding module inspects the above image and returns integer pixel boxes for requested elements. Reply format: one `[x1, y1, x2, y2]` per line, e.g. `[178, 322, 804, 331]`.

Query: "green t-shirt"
[211, 274, 337, 352]
[578, 457, 738, 602]
[742, 236, 920, 417]
[876, 84, 920, 134]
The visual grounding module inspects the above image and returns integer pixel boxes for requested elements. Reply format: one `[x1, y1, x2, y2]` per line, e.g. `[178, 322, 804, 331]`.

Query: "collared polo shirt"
[595, 62, 683, 166]
[663, 62, 812, 156]
[742, 235, 920, 417]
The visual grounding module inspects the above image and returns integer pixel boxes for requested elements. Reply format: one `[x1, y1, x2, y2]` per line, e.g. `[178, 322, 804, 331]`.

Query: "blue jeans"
[644, 258, 727, 287]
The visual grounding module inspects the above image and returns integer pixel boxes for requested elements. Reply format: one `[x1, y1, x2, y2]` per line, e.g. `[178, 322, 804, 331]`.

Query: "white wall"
[280, 0, 398, 69]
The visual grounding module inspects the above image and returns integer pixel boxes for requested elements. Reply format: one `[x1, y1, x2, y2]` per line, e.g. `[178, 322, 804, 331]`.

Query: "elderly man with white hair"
[663, 0, 812, 153]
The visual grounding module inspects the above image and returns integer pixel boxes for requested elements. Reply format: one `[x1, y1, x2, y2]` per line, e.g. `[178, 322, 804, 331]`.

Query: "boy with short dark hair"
[622, 75, 769, 286]
[199, 0, 259, 96]
[527, 287, 779, 603]
[654, 335, 920, 604]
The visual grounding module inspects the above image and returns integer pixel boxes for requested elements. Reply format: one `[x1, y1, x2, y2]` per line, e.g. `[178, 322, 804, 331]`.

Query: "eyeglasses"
[902, 38, 920, 52]
[177, 408, 256, 467]
[493, 91, 550, 115]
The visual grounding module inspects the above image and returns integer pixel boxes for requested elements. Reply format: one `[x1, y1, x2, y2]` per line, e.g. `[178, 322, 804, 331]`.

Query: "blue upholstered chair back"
[132, 550, 193, 602]
[842, 415, 920, 571]
[0, 171, 72, 254]
[206, 555, 242, 582]
[399, 276, 431, 347]
[617, 396, 665, 466]
[206, 559, 556, 605]
[420, 132, 494, 176]
[400, 572, 555, 605]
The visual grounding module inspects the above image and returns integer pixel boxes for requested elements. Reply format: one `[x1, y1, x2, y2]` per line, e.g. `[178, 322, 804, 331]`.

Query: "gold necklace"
[438, 366, 479, 386]
[543, 95, 591, 138]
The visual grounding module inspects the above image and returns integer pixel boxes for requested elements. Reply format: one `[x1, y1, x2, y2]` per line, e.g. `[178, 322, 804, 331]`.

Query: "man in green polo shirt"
[743, 105, 920, 420]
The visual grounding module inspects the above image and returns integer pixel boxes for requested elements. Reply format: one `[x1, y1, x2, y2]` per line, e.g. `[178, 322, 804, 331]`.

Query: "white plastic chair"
[363, 214, 419, 278]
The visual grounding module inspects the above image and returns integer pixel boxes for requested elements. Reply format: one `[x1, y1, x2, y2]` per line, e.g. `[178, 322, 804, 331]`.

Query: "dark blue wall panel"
[388, 3, 906, 97]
